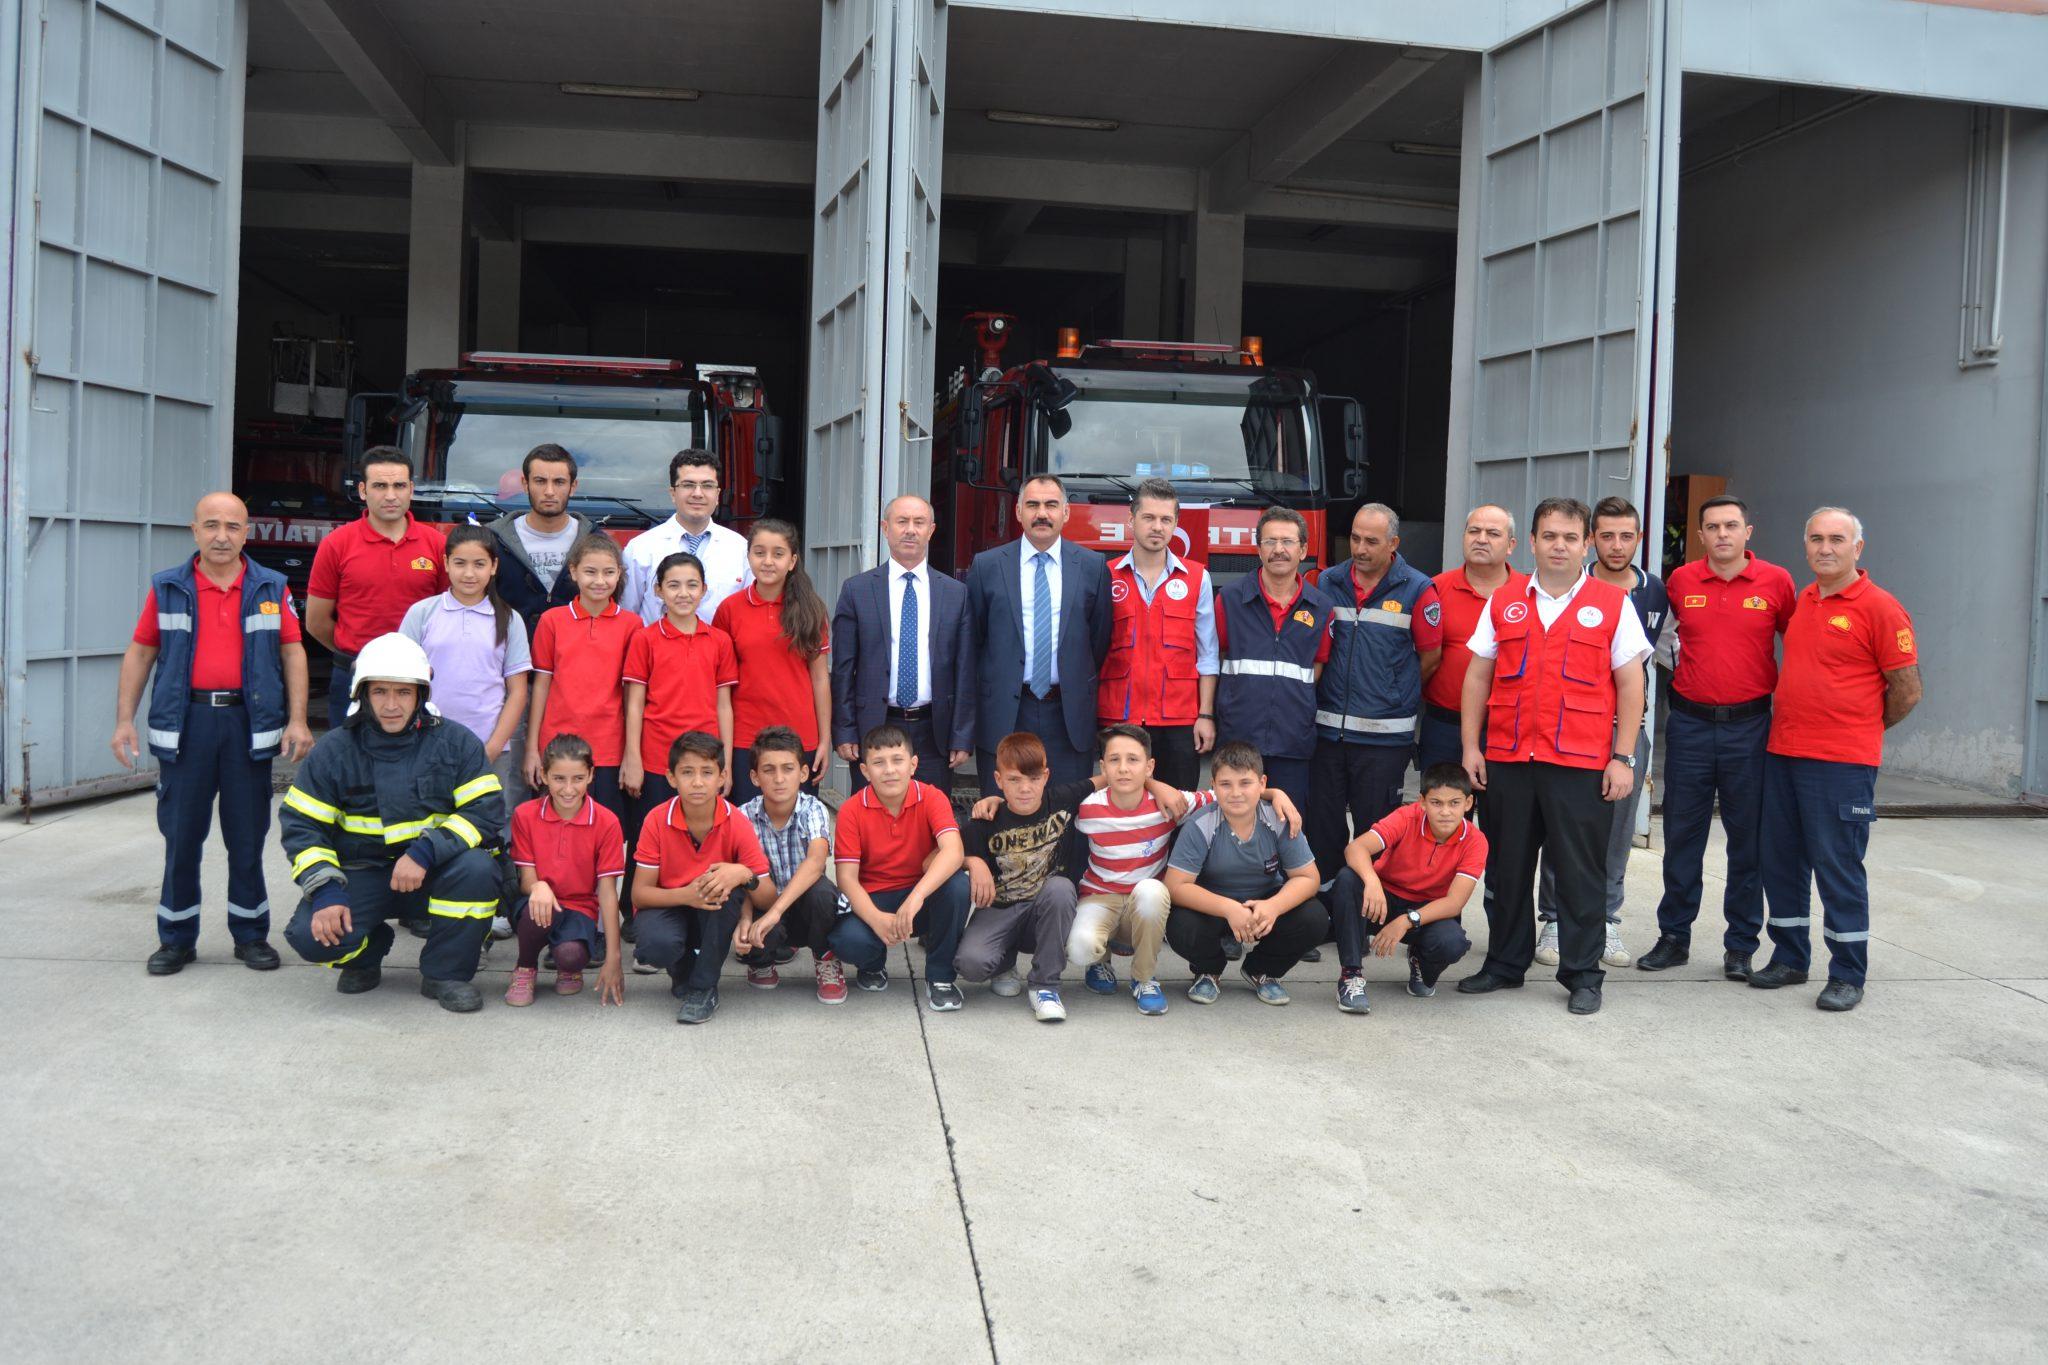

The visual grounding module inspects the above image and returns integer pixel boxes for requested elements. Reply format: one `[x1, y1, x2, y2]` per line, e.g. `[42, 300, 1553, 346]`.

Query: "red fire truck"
[929, 315, 1363, 579]
[242, 351, 785, 602]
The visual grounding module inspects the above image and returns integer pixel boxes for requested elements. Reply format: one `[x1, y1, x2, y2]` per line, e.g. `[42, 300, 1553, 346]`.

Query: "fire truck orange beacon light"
[1056, 327, 1082, 360]
[1241, 336, 1263, 365]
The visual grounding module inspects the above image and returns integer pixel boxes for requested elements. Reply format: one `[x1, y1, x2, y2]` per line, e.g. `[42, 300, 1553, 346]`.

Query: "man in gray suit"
[831, 495, 975, 793]
[965, 475, 1114, 790]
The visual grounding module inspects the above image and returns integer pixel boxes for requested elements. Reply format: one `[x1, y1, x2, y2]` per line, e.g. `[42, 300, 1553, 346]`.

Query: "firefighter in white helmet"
[280, 632, 507, 1011]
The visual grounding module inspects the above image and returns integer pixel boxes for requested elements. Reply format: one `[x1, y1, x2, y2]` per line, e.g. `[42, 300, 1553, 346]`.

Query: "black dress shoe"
[147, 945, 196, 976]
[233, 941, 282, 971]
[1456, 971, 1523, 994]
[1816, 979, 1864, 1012]
[420, 977, 483, 1012]
[337, 964, 383, 994]
[407, 920, 430, 939]
[1747, 962, 1810, 989]
[1723, 951, 1753, 981]
[1299, 946, 1322, 964]
[1636, 936, 1689, 971]
[1568, 985, 1602, 1015]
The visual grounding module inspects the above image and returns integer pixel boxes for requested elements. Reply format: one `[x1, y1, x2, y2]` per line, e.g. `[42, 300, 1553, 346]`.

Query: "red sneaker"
[746, 962, 780, 990]
[555, 969, 584, 996]
[505, 967, 537, 1007]
[814, 952, 848, 1005]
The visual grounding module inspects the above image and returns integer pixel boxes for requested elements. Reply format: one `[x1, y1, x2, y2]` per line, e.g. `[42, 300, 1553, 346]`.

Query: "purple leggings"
[514, 910, 593, 971]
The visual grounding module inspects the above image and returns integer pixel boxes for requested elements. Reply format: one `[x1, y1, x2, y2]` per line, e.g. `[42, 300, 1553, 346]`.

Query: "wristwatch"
[1611, 751, 1637, 768]
[1197, 712, 1216, 720]
[1405, 909, 1422, 928]
[743, 873, 761, 891]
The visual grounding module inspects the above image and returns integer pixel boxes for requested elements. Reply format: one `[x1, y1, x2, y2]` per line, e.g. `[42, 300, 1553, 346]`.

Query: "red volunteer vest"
[1097, 558, 1202, 726]
[1482, 577, 1626, 770]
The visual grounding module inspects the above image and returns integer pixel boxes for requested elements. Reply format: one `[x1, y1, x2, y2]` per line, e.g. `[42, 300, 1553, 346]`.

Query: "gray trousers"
[1538, 727, 1650, 925]
[954, 876, 1079, 990]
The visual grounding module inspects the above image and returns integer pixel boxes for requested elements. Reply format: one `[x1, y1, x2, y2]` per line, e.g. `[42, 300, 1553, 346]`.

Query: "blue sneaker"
[1240, 964, 1291, 1005]
[1187, 973, 1220, 1005]
[1084, 962, 1117, 994]
[1407, 956, 1435, 998]
[1132, 978, 1167, 1016]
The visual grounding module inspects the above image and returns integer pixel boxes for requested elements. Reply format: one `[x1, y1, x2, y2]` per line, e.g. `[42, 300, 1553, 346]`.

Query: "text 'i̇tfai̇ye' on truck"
[929, 314, 1365, 581]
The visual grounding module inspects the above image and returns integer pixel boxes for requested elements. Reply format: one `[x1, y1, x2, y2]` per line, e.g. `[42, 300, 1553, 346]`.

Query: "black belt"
[887, 705, 933, 721]
[1670, 692, 1771, 723]
[194, 690, 244, 708]
[1026, 686, 1062, 701]
[1425, 702, 1461, 725]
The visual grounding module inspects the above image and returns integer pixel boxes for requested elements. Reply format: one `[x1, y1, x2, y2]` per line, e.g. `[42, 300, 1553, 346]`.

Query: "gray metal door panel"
[3, 0, 246, 809]
[1470, 0, 1667, 570]
[881, 0, 946, 501]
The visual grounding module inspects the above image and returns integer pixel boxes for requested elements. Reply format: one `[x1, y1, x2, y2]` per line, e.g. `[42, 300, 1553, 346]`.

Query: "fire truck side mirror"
[1322, 394, 1368, 495]
[959, 384, 987, 453]
[754, 414, 785, 482]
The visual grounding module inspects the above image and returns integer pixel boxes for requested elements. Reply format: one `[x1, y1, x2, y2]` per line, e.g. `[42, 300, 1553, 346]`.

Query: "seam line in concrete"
[901, 942, 1000, 1365]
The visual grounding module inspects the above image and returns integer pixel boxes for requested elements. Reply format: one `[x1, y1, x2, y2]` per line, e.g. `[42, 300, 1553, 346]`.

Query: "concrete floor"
[2, 793, 2045, 1363]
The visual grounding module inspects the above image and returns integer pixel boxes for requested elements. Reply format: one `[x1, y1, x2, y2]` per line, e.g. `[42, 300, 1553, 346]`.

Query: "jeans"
[634, 890, 746, 992]
[1328, 867, 1471, 982]
[828, 873, 972, 984]
[1653, 706, 1770, 953]
[1760, 755, 1878, 987]
[955, 877, 1079, 990]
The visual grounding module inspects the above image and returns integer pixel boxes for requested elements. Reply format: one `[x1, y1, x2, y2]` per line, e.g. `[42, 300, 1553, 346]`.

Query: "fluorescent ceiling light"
[987, 109, 1119, 133]
[1391, 141, 1461, 158]
[560, 82, 702, 102]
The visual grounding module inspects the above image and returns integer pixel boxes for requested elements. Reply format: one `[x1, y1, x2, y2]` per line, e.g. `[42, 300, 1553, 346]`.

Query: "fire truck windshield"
[1036, 368, 1317, 496]
[425, 381, 701, 512]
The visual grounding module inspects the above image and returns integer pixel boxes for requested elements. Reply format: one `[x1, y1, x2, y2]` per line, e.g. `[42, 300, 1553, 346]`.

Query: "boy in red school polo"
[1328, 763, 1486, 1012]
[630, 731, 770, 1025]
[828, 723, 972, 1013]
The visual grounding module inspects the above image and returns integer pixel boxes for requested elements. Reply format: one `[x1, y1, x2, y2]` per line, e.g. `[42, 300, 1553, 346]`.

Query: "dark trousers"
[325, 653, 355, 730]
[853, 709, 955, 796]
[1166, 896, 1330, 979]
[1479, 760, 1611, 989]
[1416, 705, 1464, 777]
[155, 701, 273, 948]
[634, 890, 746, 992]
[728, 745, 819, 808]
[1539, 727, 1651, 925]
[284, 848, 500, 982]
[1141, 723, 1200, 792]
[614, 767, 660, 922]
[1761, 755, 1877, 987]
[954, 876, 1079, 990]
[1307, 740, 1411, 885]
[1328, 867, 1470, 982]
[828, 873, 971, 983]
[1654, 707, 1770, 952]
[980, 692, 1092, 793]
[1260, 754, 1313, 816]
[740, 879, 842, 963]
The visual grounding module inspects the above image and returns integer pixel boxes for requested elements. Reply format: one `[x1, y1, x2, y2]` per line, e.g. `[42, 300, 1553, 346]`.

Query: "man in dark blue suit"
[831, 495, 975, 794]
[965, 475, 1114, 790]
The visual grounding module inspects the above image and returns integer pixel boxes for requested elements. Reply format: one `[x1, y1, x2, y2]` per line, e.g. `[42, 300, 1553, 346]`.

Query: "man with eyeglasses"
[1214, 506, 1332, 814]
[623, 449, 752, 626]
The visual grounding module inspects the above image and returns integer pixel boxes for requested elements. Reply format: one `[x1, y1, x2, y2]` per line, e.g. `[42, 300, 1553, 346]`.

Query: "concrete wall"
[1673, 96, 2048, 795]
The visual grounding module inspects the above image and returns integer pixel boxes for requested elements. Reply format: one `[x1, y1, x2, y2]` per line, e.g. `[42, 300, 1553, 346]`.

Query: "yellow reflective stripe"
[326, 934, 375, 969]
[452, 773, 502, 807]
[283, 787, 341, 824]
[340, 813, 385, 836]
[291, 847, 340, 877]
[382, 816, 441, 843]
[442, 814, 483, 848]
[427, 898, 496, 919]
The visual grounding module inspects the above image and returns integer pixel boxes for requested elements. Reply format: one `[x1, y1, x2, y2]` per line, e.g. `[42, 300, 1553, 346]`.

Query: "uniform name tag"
[1576, 605, 1604, 627]
[1166, 579, 1188, 601]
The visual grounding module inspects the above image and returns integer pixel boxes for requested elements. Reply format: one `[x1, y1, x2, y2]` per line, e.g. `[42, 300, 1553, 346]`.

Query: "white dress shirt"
[1017, 537, 1065, 687]
[623, 516, 751, 626]
[1115, 550, 1220, 675]
[886, 557, 935, 709]
[1467, 569, 1651, 668]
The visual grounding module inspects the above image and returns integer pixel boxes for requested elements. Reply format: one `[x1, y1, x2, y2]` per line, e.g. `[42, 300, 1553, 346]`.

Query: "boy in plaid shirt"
[735, 726, 849, 1003]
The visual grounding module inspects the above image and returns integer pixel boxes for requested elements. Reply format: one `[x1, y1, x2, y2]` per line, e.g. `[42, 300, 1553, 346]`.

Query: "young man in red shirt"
[1328, 763, 1486, 1013]
[1753, 507, 1921, 1013]
[829, 723, 971, 1012]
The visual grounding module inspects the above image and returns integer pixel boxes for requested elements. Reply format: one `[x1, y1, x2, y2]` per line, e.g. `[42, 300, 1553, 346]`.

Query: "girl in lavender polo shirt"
[400, 525, 532, 937]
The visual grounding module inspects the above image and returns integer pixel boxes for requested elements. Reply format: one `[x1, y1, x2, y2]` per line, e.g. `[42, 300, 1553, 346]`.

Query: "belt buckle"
[209, 691, 236, 708]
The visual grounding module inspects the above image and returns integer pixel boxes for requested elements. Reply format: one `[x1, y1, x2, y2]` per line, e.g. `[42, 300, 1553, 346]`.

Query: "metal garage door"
[1466, 0, 1672, 563]
[3, 0, 247, 811]
[881, 0, 946, 501]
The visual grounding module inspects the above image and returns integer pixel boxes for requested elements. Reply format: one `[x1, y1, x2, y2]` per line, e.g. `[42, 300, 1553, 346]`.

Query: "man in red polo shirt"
[1418, 504, 1524, 775]
[305, 446, 447, 728]
[1753, 507, 1920, 1013]
[1640, 495, 1797, 979]
[829, 723, 971, 1011]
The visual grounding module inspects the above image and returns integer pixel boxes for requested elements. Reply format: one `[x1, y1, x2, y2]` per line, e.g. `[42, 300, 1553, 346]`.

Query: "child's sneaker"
[989, 968, 1023, 998]
[1084, 962, 1117, 994]
[1030, 989, 1066, 1022]
[1187, 973, 1221, 1004]
[555, 969, 584, 996]
[856, 966, 889, 992]
[1132, 979, 1167, 1016]
[1534, 918, 1561, 965]
[1337, 968, 1370, 1014]
[746, 962, 781, 989]
[490, 915, 514, 941]
[815, 953, 848, 1005]
[505, 966, 537, 1007]
[1240, 964, 1291, 1005]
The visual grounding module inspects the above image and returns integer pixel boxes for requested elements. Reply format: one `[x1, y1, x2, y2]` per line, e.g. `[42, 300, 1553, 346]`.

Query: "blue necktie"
[896, 573, 919, 708]
[1031, 551, 1053, 699]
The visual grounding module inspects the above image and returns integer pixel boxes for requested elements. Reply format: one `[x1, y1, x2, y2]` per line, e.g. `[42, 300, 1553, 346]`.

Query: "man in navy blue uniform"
[1214, 506, 1331, 814]
[113, 492, 314, 975]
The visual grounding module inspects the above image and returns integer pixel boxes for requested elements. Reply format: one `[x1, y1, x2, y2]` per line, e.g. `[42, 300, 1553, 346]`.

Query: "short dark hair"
[1418, 763, 1474, 799]
[1592, 496, 1640, 530]
[749, 726, 806, 766]
[1131, 477, 1179, 514]
[1698, 494, 1749, 525]
[1256, 506, 1309, 547]
[860, 723, 912, 759]
[358, 445, 412, 481]
[1019, 473, 1067, 500]
[1210, 740, 1264, 777]
[522, 443, 578, 480]
[669, 448, 720, 488]
[1531, 496, 1592, 538]
[1098, 722, 1152, 758]
[540, 732, 594, 772]
[667, 731, 724, 772]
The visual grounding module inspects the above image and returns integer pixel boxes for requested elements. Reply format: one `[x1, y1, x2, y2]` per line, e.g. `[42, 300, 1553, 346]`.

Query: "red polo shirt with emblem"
[305, 513, 447, 654]
[633, 795, 769, 889]
[1366, 801, 1490, 904]
[132, 559, 304, 690]
[1665, 552, 1797, 705]
[711, 583, 829, 749]
[623, 616, 738, 772]
[1424, 567, 1527, 711]
[834, 780, 958, 893]
[532, 598, 643, 765]
[1769, 571, 1916, 766]
[1319, 562, 1447, 655]
[510, 794, 626, 920]
[1213, 576, 1334, 662]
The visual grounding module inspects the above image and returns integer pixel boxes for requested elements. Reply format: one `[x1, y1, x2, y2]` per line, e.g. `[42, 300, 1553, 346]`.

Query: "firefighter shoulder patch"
[1742, 595, 1772, 611]
[411, 556, 435, 572]
[1292, 609, 1317, 629]
[258, 600, 281, 614]
[1423, 601, 1441, 627]
[1895, 628, 1915, 655]
[1827, 614, 1852, 632]
[1683, 595, 1707, 608]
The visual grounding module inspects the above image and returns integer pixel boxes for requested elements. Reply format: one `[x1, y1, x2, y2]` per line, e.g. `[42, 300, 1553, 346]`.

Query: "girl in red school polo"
[713, 519, 832, 805]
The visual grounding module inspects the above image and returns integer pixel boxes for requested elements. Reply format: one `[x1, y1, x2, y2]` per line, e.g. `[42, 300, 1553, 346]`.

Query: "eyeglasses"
[1258, 538, 1302, 551]
[673, 480, 719, 494]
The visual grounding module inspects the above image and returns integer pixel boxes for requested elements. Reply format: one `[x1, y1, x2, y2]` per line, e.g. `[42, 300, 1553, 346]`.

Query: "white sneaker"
[990, 968, 1024, 998]
[489, 915, 514, 941]
[1534, 919, 1561, 965]
[1602, 924, 1632, 968]
[1030, 989, 1067, 1022]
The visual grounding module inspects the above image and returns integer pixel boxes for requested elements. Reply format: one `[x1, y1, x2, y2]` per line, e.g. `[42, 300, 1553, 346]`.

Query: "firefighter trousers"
[284, 848, 500, 982]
